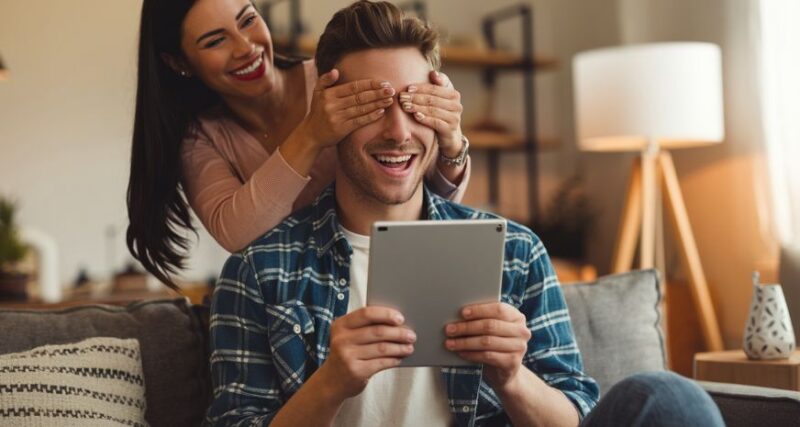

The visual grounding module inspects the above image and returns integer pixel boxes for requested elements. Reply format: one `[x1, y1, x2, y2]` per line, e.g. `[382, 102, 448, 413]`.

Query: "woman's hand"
[399, 70, 464, 157]
[299, 69, 396, 150]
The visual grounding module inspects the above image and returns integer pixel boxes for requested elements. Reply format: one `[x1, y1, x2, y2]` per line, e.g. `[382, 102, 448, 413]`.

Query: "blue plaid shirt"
[206, 185, 599, 426]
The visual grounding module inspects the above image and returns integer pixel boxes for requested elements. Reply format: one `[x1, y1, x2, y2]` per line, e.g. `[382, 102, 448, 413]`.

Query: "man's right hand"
[318, 306, 416, 402]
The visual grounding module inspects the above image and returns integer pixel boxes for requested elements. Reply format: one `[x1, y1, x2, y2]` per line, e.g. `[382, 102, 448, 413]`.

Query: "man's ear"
[160, 53, 192, 77]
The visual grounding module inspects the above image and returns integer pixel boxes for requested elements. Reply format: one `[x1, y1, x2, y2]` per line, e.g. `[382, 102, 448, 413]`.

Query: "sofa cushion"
[0, 337, 147, 426]
[562, 269, 666, 394]
[0, 298, 210, 427]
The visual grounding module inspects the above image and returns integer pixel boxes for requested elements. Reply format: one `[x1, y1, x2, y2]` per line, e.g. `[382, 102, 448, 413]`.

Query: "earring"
[179, 70, 189, 77]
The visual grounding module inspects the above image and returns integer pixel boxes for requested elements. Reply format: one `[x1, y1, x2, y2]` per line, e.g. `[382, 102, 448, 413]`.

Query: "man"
[206, 2, 725, 426]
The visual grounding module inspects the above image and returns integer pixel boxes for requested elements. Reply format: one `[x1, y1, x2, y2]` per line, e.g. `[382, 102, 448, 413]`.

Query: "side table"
[694, 350, 800, 391]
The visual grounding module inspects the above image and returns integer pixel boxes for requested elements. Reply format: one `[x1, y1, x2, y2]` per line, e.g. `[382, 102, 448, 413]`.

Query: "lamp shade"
[573, 42, 724, 152]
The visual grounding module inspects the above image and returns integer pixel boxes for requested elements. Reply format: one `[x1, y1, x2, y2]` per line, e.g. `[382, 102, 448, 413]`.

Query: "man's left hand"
[399, 70, 464, 158]
[445, 302, 532, 392]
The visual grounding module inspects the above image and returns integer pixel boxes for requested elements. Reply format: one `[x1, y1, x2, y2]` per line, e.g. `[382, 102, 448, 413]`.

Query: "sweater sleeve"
[181, 135, 310, 252]
[425, 156, 472, 204]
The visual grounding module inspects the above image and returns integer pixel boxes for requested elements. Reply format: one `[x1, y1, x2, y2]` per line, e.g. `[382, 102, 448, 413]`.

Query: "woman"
[127, 0, 470, 288]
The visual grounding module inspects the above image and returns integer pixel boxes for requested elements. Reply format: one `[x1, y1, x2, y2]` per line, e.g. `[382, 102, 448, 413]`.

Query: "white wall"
[609, 0, 779, 347]
[0, 0, 620, 287]
[0, 0, 227, 285]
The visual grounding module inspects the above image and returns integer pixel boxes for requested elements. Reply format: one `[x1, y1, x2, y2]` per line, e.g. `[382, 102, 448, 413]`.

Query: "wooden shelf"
[274, 36, 557, 71]
[467, 129, 559, 151]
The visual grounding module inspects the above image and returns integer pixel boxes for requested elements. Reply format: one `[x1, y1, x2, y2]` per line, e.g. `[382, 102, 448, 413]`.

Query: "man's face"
[335, 47, 437, 205]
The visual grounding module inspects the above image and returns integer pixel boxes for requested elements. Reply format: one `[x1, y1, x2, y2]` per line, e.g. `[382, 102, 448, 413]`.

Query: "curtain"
[758, 0, 800, 336]
[759, 0, 800, 248]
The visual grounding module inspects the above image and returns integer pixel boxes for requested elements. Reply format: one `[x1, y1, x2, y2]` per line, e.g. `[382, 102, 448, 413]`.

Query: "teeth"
[375, 154, 412, 164]
[232, 54, 263, 76]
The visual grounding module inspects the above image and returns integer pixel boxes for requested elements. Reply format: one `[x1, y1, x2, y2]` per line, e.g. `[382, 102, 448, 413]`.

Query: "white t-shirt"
[333, 227, 453, 427]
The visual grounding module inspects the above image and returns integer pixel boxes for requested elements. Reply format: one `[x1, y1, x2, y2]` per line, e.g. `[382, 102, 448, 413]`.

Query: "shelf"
[273, 36, 557, 71]
[440, 45, 557, 70]
[467, 129, 559, 151]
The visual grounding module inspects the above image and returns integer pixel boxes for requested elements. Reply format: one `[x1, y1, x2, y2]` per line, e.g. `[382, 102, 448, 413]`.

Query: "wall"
[1, 1, 775, 348]
[0, 0, 620, 287]
[607, 0, 780, 347]
[0, 0, 227, 286]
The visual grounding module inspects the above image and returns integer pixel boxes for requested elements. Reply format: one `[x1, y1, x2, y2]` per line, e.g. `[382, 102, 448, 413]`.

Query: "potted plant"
[0, 197, 29, 301]
[532, 175, 596, 261]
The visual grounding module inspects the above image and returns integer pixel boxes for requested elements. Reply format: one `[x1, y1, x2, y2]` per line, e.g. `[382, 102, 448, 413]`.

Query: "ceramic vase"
[743, 283, 796, 359]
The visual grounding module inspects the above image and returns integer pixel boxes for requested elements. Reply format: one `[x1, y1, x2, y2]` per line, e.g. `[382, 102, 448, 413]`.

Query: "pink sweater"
[181, 61, 470, 252]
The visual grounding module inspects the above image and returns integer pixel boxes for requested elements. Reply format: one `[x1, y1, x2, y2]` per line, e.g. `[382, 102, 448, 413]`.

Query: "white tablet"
[366, 219, 507, 366]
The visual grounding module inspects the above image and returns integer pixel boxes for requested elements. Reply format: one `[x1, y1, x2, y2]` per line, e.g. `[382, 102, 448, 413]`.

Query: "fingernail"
[414, 112, 425, 120]
[446, 324, 456, 335]
[407, 85, 418, 93]
[380, 81, 391, 88]
[407, 331, 417, 342]
[383, 98, 393, 105]
[405, 345, 414, 353]
[384, 87, 395, 96]
[463, 308, 472, 317]
[399, 94, 411, 102]
[446, 339, 455, 350]
[403, 102, 413, 111]
[394, 314, 404, 324]
[377, 108, 386, 115]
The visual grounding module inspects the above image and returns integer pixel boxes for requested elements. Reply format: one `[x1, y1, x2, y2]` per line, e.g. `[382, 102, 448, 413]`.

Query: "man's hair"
[315, 0, 441, 76]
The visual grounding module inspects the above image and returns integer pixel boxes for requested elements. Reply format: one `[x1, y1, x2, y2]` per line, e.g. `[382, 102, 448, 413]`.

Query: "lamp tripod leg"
[659, 151, 724, 351]
[612, 158, 643, 273]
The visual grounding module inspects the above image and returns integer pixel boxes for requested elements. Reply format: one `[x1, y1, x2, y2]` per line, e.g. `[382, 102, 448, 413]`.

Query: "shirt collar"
[310, 183, 445, 261]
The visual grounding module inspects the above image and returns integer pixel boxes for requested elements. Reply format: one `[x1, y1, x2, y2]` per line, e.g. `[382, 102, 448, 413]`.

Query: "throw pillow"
[0, 337, 147, 426]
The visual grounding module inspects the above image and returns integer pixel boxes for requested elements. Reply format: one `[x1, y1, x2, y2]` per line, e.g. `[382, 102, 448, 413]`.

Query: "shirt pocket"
[265, 301, 318, 395]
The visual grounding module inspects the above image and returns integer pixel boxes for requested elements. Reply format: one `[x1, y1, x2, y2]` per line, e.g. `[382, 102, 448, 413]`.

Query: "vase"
[743, 283, 796, 359]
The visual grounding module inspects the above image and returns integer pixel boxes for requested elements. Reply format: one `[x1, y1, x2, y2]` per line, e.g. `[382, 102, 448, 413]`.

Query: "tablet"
[366, 219, 507, 366]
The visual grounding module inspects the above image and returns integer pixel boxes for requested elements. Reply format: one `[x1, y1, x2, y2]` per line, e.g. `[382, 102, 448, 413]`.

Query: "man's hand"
[318, 306, 416, 403]
[398, 70, 464, 158]
[445, 302, 531, 392]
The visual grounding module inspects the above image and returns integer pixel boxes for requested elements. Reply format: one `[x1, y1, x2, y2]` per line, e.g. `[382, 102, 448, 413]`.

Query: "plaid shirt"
[206, 185, 599, 427]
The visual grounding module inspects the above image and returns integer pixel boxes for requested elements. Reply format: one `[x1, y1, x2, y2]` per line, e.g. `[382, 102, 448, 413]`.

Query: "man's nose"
[380, 99, 413, 144]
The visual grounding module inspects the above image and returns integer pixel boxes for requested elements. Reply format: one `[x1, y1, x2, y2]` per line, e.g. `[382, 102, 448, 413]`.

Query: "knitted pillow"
[0, 337, 147, 426]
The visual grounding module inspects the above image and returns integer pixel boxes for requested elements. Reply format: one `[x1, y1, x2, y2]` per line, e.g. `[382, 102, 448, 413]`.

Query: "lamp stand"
[612, 150, 725, 352]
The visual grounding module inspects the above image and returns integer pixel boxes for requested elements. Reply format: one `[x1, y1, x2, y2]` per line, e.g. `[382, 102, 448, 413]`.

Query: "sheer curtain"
[759, 0, 800, 248]
[758, 0, 800, 335]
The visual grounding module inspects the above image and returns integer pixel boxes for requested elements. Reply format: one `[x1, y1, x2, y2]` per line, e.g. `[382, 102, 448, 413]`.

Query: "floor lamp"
[573, 42, 725, 351]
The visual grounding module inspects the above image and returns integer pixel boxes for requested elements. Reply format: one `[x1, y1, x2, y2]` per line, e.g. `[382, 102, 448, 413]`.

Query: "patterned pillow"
[0, 337, 147, 426]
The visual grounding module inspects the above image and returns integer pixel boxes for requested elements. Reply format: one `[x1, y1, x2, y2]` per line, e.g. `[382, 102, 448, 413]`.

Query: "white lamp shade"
[573, 42, 725, 152]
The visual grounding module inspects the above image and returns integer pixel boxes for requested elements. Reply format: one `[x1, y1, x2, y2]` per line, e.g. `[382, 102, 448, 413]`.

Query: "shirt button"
[461, 405, 470, 413]
[292, 324, 302, 335]
[337, 292, 345, 301]
[338, 278, 347, 286]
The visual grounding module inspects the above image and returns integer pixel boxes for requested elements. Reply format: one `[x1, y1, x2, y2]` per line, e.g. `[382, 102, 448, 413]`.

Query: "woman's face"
[180, 0, 275, 99]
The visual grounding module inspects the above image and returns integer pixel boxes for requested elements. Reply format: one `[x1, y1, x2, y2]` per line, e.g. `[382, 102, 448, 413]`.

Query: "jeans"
[581, 371, 725, 427]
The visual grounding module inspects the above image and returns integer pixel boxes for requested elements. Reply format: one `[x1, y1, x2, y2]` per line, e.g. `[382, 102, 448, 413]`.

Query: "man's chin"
[362, 186, 419, 206]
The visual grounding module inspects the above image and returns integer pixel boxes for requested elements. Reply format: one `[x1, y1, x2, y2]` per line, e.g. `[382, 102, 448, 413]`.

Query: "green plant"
[532, 175, 596, 260]
[0, 197, 28, 273]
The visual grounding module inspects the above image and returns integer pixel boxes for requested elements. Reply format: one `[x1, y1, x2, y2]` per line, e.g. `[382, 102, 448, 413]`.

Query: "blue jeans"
[581, 371, 725, 427]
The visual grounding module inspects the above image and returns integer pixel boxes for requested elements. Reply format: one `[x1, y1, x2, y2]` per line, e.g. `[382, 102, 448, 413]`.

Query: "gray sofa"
[1, 269, 798, 426]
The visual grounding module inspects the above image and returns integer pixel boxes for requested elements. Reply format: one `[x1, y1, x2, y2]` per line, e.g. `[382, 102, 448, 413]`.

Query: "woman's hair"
[315, 0, 440, 76]
[127, 0, 301, 289]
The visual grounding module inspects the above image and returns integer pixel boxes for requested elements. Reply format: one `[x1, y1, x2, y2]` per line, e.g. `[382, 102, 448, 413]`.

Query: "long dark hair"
[127, 0, 301, 289]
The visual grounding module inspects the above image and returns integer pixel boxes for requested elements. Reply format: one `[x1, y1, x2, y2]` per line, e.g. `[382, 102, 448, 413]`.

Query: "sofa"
[1, 269, 798, 426]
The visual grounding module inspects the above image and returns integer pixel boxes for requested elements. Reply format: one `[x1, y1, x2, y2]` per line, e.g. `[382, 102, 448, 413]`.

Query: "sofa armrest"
[697, 381, 800, 427]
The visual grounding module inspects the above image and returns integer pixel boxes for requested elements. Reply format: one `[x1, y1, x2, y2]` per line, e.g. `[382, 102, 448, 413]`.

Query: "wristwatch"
[439, 135, 469, 167]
